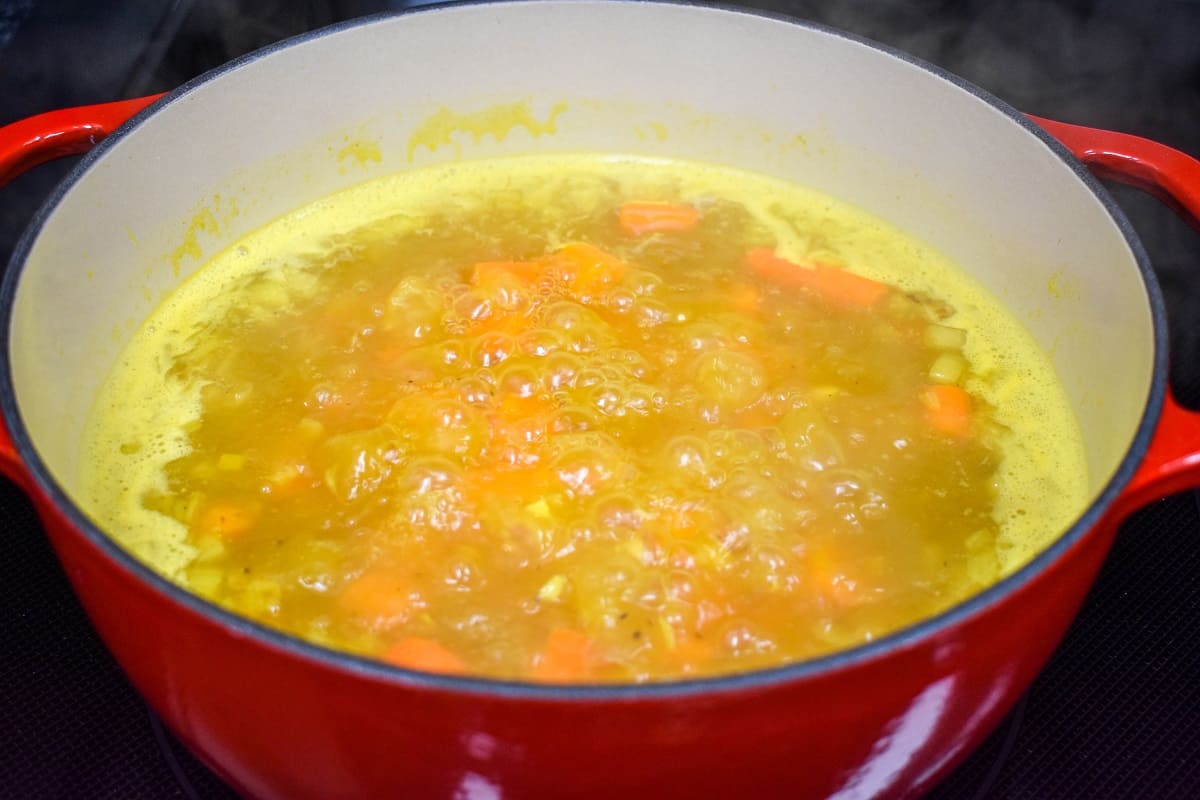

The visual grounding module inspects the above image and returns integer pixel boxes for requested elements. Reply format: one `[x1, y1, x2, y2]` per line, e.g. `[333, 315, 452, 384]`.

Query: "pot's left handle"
[1030, 116, 1200, 520]
[0, 93, 163, 488]
[0, 94, 163, 188]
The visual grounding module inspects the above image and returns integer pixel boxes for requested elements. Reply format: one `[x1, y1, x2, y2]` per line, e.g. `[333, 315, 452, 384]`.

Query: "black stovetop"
[2, 2, 1199, 797]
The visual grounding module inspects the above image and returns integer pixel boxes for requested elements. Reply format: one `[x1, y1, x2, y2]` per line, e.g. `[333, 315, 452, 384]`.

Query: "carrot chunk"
[338, 569, 413, 628]
[921, 384, 972, 437]
[198, 502, 259, 540]
[746, 248, 890, 307]
[549, 242, 627, 295]
[465, 465, 556, 501]
[471, 260, 545, 285]
[531, 628, 592, 682]
[618, 202, 700, 236]
[383, 637, 466, 674]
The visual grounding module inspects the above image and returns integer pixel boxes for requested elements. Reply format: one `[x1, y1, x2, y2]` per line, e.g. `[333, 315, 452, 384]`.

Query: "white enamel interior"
[8, 1, 1152, 512]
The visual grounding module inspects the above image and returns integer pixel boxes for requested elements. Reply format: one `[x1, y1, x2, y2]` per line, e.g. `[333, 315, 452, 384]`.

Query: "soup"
[80, 155, 1087, 682]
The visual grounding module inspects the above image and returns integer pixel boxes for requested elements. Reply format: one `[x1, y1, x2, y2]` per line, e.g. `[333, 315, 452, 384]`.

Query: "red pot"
[2, 4, 1199, 798]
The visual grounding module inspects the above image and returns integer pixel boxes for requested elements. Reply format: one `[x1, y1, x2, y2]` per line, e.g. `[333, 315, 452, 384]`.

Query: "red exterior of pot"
[30, 481, 1117, 800]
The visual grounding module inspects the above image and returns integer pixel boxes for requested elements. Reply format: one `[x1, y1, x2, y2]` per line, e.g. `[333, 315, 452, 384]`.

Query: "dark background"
[2, 1, 1198, 797]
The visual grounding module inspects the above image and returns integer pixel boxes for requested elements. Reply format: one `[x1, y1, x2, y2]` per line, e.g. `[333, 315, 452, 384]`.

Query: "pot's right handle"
[0, 94, 163, 188]
[0, 93, 164, 489]
[0, 423, 31, 493]
[1030, 115, 1200, 520]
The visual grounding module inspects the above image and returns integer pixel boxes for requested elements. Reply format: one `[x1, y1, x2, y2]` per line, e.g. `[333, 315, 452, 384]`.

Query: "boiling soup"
[81, 155, 1087, 682]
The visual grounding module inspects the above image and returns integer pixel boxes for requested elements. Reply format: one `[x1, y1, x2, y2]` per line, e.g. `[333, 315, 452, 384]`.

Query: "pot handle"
[0, 422, 32, 493]
[1030, 115, 1200, 519]
[0, 94, 163, 188]
[0, 93, 164, 488]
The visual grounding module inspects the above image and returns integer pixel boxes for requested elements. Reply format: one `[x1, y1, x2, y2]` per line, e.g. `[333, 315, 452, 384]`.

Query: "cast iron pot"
[2, 3, 1199, 798]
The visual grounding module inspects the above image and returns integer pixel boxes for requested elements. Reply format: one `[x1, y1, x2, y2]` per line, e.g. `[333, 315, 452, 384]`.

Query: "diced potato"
[525, 498, 552, 519]
[241, 577, 283, 617]
[619, 536, 646, 564]
[298, 417, 325, 440]
[193, 534, 226, 563]
[538, 574, 569, 603]
[187, 564, 224, 597]
[924, 324, 967, 351]
[928, 353, 966, 385]
[656, 616, 677, 650]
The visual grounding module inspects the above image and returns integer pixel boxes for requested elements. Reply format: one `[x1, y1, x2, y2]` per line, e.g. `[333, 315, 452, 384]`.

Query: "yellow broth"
[81, 155, 1087, 681]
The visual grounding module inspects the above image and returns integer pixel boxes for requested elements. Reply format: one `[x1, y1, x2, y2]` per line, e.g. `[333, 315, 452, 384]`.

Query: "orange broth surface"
[81, 155, 1087, 682]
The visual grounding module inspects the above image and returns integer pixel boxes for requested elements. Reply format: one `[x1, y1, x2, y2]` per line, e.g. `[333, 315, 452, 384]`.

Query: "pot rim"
[0, 0, 1168, 701]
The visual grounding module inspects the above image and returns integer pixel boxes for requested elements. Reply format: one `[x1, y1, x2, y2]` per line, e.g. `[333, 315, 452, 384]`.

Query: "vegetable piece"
[921, 384, 972, 437]
[806, 547, 867, 608]
[337, 569, 413, 629]
[383, 637, 466, 674]
[924, 323, 967, 351]
[618, 201, 700, 236]
[471, 260, 545, 286]
[264, 462, 315, 498]
[497, 392, 551, 421]
[197, 501, 259, 540]
[928, 352, 966, 385]
[537, 574, 569, 602]
[466, 465, 556, 501]
[531, 628, 592, 682]
[550, 242, 627, 295]
[524, 497, 553, 519]
[746, 248, 890, 307]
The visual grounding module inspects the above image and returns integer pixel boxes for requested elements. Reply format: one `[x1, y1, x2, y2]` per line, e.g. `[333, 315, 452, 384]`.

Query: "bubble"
[694, 351, 766, 411]
[452, 291, 494, 328]
[425, 399, 487, 458]
[396, 456, 462, 495]
[719, 619, 775, 655]
[497, 363, 541, 398]
[541, 300, 603, 332]
[662, 436, 713, 483]
[603, 287, 637, 314]
[516, 327, 564, 357]
[624, 269, 664, 296]
[594, 493, 641, 531]
[604, 348, 650, 379]
[574, 366, 607, 389]
[678, 321, 730, 352]
[482, 274, 531, 314]
[548, 404, 600, 434]
[633, 299, 671, 328]
[589, 383, 627, 416]
[550, 432, 629, 497]
[542, 351, 582, 391]
[435, 339, 468, 369]
[471, 331, 516, 368]
[707, 428, 767, 465]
